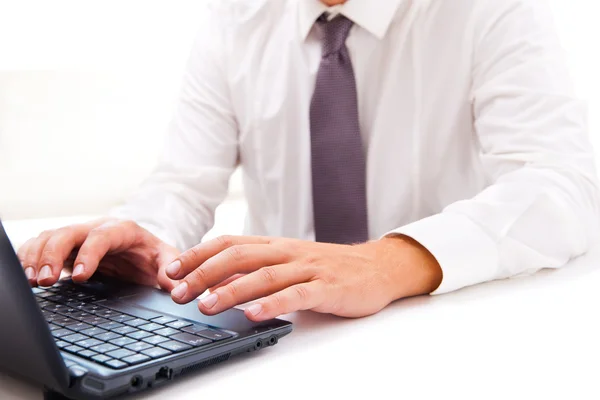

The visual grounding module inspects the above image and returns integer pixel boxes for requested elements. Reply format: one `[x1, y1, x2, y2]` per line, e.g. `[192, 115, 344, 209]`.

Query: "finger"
[18, 237, 40, 285]
[23, 231, 54, 286]
[244, 282, 325, 322]
[170, 244, 289, 304]
[198, 263, 313, 315]
[166, 235, 272, 280]
[72, 221, 136, 282]
[36, 226, 90, 287]
[208, 274, 245, 292]
[155, 245, 182, 292]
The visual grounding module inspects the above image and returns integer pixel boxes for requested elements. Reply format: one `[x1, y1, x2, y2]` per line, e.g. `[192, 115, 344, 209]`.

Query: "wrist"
[375, 234, 443, 300]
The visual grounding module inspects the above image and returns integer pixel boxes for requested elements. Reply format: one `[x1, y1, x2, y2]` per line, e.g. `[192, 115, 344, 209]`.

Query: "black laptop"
[0, 220, 292, 399]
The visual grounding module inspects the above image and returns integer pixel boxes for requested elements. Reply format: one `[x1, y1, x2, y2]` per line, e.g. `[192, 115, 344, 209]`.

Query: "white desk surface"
[1, 218, 600, 400]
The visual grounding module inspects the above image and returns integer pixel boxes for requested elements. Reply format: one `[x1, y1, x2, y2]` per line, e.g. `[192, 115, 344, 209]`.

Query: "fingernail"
[200, 293, 218, 309]
[171, 282, 188, 299]
[166, 260, 181, 277]
[24, 267, 35, 280]
[73, 264, 85, 278]
[38, 265, 52, 282]
[247, 303, 263, 316]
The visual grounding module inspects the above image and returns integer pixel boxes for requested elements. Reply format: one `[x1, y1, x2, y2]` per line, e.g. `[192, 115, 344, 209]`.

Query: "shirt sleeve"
[388, 0, 600, 294]
[110, 4, 238, 251]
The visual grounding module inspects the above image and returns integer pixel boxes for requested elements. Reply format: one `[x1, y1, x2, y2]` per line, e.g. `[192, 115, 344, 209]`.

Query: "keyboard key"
[52, 329, 74, 339]
[64, 322, 93, 332]
[171, 333, 212, 347]
[108, 314, 134, 323]
[63, 334, 88, 344]
[44, 303, 68, 312]
[139, 323, 162, 332]
[54, 317, 78, 327]
[194, 328, 233, 341]
[155, 327, 179, 337]
[90, 343, 119, 354]
[124, 318, 147, 327]
[158, 341, 192, 353]
[98, 321, 125, 330]
[167, 320, 192, 329]
[151, 316, 176, 325]
[112, 326, 137, 335]
[80, 327, 108, 337]
[81, 316, 110, 326]
[64, 345, 84, 354]
[69, 311, 95, 320]
[110, 337, 136, 347]
[181, 324, 209, 335]
[82, 304, 103, 313]
[72, 292, 94, 301]
[95, 309, 118, 318]
[141, 347, 172, 359]
[127, 330, 153, 340]
[78, 350, 98, 359]
[142, 336, 169, 345]
[121, 354, 151, 365]
[105, 359, 128, 369]
[36, 291, 54, 298]
[55, 340, 69, 349]
[75, 339, 103, 349]
[125, 342, 153, 352]
[48, 324, 60, 331]
[106, 349, 135, 360]
[91, 354, 111, 364]
[95, 332, 121, 342]
[55, 307, 79, 317]
[65, 301, 87, 309]
[47, 295, 69, 303]
[38, 300, 52, 308]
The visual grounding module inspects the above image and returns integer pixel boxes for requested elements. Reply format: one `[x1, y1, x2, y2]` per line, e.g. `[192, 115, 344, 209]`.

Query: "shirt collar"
[298, 0, 404, 41]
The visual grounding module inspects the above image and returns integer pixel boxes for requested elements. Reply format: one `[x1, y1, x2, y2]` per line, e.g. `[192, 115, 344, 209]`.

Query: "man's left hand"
[166, 235, 442, 321]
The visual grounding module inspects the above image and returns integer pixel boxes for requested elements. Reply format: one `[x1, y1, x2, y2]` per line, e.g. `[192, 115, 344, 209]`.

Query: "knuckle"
[185, 245, 202, 263]
[226, 245, 245, 263]
[293, 285, 310, 302]
[39, 230, 54, 240]
[304, 255, 320, 266]
[222, 281, 239, 299]
[190, 267, 210, 287]
[260, 266, 278, 285]
[120, 220, 139, 232]
[271, 293, 285, 310]
[216, 235, 234, 248]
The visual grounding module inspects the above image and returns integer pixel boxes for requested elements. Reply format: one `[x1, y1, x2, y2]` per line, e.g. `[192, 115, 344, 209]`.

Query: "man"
[18, 0, 599, 322]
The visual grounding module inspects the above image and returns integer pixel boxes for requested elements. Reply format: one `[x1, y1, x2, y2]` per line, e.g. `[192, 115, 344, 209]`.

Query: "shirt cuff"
[386, 213, 499, 295]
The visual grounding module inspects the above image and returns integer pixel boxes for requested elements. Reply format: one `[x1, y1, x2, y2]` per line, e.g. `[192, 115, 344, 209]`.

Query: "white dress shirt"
[112, 0, 600, 295]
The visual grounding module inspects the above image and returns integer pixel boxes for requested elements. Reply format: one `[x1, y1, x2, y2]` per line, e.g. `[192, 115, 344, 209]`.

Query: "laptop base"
[44, 388, 74, 400]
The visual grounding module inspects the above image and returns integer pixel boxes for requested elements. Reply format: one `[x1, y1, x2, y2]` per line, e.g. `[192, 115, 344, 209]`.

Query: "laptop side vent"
[177, 353, 231, 376]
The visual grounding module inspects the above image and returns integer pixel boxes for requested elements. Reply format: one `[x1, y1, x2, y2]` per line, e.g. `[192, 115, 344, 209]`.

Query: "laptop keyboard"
[33, 281, 235, 370]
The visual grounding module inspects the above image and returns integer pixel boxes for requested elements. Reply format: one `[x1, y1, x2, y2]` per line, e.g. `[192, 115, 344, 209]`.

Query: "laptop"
[0, 220, 292, 399]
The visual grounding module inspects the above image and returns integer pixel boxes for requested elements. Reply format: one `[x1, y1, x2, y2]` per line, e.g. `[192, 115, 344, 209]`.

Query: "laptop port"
[155, 367, 173, 382]
[269, 336, 277, 346]
[130, 376, 143, 389]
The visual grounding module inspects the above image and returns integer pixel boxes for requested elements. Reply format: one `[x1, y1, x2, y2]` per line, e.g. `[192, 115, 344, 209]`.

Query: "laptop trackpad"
[120, 289, 261, 333]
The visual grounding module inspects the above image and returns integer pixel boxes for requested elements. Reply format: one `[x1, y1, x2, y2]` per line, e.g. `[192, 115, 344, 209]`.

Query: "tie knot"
[315, 14, 354, 57]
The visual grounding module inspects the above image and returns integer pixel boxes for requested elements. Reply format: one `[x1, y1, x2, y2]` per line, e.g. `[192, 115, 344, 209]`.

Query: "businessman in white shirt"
[18, 0, 599, 321]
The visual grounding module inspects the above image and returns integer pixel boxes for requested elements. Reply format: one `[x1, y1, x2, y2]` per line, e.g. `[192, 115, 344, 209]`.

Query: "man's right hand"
[17, 219, 180, 291]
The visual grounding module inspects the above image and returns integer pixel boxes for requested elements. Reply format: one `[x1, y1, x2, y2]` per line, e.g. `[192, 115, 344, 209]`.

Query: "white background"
[0, 0, 598, 221]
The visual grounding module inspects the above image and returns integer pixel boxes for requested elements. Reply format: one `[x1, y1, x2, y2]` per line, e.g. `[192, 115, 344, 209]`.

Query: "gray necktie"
[310, 14, 369, 244]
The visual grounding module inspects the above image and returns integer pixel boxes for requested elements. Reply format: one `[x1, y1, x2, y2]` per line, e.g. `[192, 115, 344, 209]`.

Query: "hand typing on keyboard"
[17, 219, 180, 291]
[165, 235, 443, 322]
